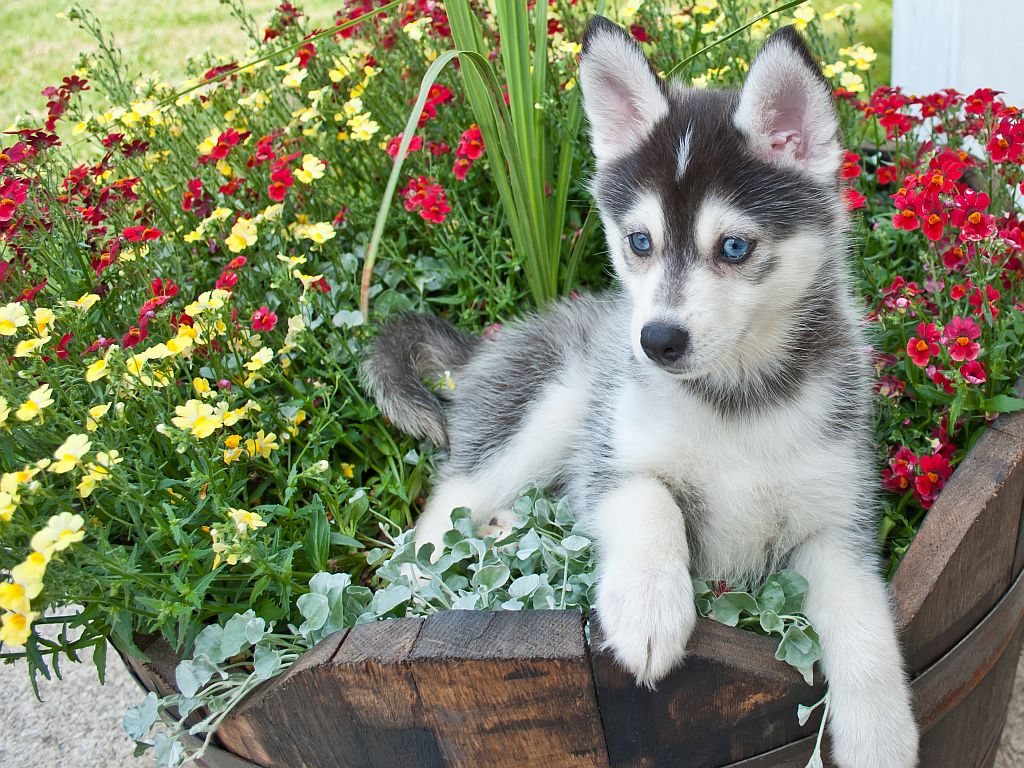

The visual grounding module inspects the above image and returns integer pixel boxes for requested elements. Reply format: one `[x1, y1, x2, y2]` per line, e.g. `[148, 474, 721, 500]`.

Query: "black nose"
[640, 323, 690, 365]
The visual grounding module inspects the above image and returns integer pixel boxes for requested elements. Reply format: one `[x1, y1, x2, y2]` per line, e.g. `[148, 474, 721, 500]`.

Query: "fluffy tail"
[361, 313, 479, 449]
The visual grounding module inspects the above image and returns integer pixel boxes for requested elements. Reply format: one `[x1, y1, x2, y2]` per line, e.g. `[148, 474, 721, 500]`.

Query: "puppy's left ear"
[733, 27, 841, 182]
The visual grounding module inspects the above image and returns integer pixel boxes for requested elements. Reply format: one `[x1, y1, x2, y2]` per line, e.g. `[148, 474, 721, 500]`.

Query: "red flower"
[922, 212, 947, 242]
[385, 133, 424, 157]
[951, 188, 996, 242]
[0, 178, 29, 222]
[882, 446, 917, 493]
[959, 360, 986, 385]
[893, 208, 920, 232]
[941, 315, 981, 361]
[968, 284, 1000, 319]
[216, 270, 239, 290]
[420, 191, 451, 224]
[630, 24, 650, 42]
[877, 165, 898, 185]
[123, 225, 162, 242]
[452, 157, 472, 181]
[267, 165, 293, 202]
[906, 322, 941, 366]
[986, 117, 1024, 163]
[252, 305, 278, 332]
[455, 124, 485, 161]
[942, 245, 969, 271]
[840, 151, 861, 180]
[121, 326, 148, 348]
[843, 188, 866, 211]
[914, 452, 953, 508]
[964, 87, 999, 115]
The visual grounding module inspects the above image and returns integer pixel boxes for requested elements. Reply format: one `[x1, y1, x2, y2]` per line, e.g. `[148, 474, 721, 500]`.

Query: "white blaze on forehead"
[693, 194, 758, 254]
[675, 125, 694, 181]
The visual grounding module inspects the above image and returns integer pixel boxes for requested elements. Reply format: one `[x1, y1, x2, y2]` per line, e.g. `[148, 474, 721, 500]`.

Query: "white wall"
[892, 0, 1024, 107]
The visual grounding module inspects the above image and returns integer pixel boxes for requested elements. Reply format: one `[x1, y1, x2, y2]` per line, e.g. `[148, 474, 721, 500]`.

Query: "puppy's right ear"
[579, 16, 669, 167]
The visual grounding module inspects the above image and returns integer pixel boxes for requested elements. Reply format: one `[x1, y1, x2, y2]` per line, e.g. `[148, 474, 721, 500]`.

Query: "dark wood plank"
[892, 422, 1024, 671]
[408, 609, 607, 768]
[325, 618, 443, 768]
[216, 630, 348, 768]
[913, 569, 1024, 730]
[591, 616, 826, 767]
[917, 622, 1023, 768]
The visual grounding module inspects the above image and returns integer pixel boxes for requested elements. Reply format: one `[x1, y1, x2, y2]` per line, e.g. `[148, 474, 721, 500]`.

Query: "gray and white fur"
[362, 18, 918, 768]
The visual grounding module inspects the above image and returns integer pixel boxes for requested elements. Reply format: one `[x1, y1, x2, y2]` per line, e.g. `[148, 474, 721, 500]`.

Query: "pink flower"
[941, 315, 981, 361]
[252, 306, 278, 332]
[907, 322, 941, 367]
[959, 360, 986, 384]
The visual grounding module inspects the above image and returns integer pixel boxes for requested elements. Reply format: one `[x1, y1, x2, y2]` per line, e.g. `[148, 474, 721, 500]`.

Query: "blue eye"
[721, 236, 752, 262]
[628, 232, 652, 256]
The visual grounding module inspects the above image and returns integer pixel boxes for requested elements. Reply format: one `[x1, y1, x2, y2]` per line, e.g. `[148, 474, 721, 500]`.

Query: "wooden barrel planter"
[121, 404, 1024, 768]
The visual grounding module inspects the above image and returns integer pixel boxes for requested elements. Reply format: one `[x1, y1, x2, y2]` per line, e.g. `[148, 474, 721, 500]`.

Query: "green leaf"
[253, 646, 282, 680]
[123, 692, 159, 741]
[982, 394, 1024, 413]
[297, 593, 329, 635]
[304, 495, 330, 572]
[759, 609, 784, 635]
[472, 563, 511, 592]
[757, 579, 786, 614]
[710, 592, 758, 626]
[774, 570, 810, 614]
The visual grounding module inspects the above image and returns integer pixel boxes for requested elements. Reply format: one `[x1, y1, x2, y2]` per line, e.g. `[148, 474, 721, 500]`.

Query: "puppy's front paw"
[597, 565, 696, 688]
[830, 685, 918, 768]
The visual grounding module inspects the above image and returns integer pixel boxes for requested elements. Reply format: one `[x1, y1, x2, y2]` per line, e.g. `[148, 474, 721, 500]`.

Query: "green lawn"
[1, 1, 893, 127]
[0, 1, 339, 126]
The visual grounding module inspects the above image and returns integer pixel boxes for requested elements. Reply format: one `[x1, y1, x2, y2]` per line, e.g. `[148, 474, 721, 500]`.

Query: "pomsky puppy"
[363, 17, 918, 768]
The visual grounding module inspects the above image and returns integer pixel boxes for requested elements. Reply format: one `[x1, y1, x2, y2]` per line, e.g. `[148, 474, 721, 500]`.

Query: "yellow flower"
[50, 433, 92, 473]
[340, 463, 355, 479]
[193, 377, 215, 398]
[402, 17, 431, 41]
[347, 112, 380, 142]
[66, 293, 101, 311]
[172, 399, 223, 438]
[294, 154, 326, 184]
[692, 0, 718, 15]
[822, 61, 848, 79]
[0, 582, 31, 614]
[31, 513, 86, 557]
[840, 44, 877, 72]
[0, 491, 16, 522]
[86, 402, 111, 432]
[85, 356, 110, 382]
[13, 335, 49, 358]
[226, 217, 258, 253]
[294, 221, 336, 244]
[229, 507, 268, 534]
[791, 6, 816, 31]
[245, 346, 273, 373]
[277, 253, 307, 267]
[223, 434, 244, 464]
[0, 610, 38, 646]
[245, 430, 280, 459]
[16, 384, 54, 422]
[0, 302, 29, 336]
[33, 307, 54, 335]
[839, 70, 866, 93]
[185, 288, 231, 318]
[11, 552, 48, 596]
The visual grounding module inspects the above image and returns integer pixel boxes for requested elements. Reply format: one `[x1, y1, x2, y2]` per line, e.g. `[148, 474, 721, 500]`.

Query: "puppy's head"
[579, 17, 846, 379]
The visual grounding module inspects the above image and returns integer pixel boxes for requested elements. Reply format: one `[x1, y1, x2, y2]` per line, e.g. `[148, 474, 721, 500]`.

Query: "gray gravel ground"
[1, 646, 1023, 767]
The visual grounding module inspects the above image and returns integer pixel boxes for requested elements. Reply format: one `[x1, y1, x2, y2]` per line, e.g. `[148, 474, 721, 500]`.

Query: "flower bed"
[1, 0, 1023, 765]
